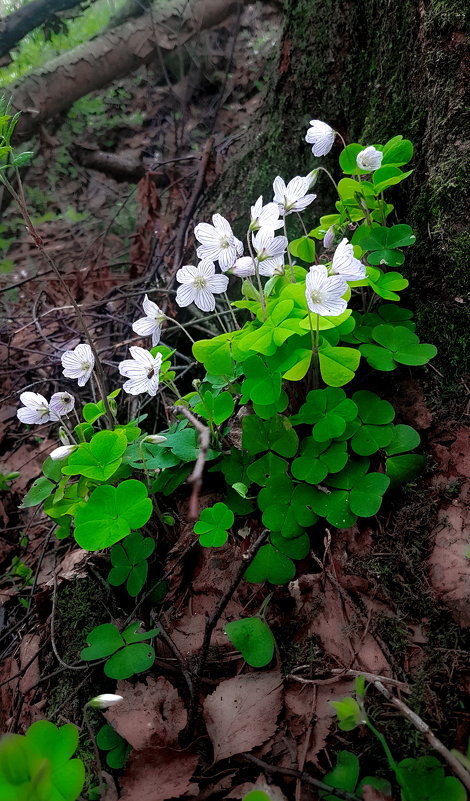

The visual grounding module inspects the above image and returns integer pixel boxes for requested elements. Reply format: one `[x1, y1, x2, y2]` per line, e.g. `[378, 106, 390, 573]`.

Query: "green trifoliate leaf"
[368, 269, 409, 300]
[372, 165, 413, 193]
[385, 424, 420, 455]
[62, 429, 127, 481]
[244, 544, 296, 585]
[292, 438, 348, 484]
[104, 643, 155, 679]
[96, 724, 130, 769]
[224, 617, 276, 667]
[194, 502, 234, 547]
[349, 472, 390, 516]
[318, 343, 361, 387]
[323, 750, 360, 794]
[241, 354, 282, 404]
[382, 135, 414, 167]
[246, 452, 288, 487]
[74, 479, 152, 550]
[242, 414, 299, 458]
[192, 332, 236, 375]
[288, 236, 316, 262]
[372, 324, 437, 366]
[397, 755, 467, 801]
[330, 696, 364, 731]
[269, 531, 310, 560]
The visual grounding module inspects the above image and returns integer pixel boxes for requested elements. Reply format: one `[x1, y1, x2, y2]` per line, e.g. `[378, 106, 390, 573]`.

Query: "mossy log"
[214, 0, 469, 409]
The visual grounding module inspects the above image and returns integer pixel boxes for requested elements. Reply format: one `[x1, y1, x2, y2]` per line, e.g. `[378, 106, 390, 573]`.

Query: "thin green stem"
[168, 316, 195, 343]
[283, 213, 295, 283]
[246, 228, 267, 319]
[224, 291, 239, 330]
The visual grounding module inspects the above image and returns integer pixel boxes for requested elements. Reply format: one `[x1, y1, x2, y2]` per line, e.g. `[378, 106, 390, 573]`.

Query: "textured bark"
[0, 0, 93, 59]
[215, 0, 469, 407]
[10, 0, 247, 140]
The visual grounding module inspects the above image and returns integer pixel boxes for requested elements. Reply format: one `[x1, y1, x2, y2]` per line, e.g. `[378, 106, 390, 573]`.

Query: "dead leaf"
[203, 670, 283, 762]
[427, 503, 470, 626]
[119, 747, 198, 801]
[19, 633, 40, 694]
[105, 676, 186, 750]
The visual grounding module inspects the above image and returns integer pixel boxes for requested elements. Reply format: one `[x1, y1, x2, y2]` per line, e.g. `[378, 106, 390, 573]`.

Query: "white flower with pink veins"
[252, 228, 288, 276]
[249, 196, 283, 232]
[16, 392, 59, 424]
[132, 294, 166, 346]
[305, 265, 348, 317]
[330, 238, 366, 282]
[194, 213, 243, 272]
[305, 120, 336, 156]
[356, 146, 383, 172]
[272, 175, 316, 215]
[61, 343, 94, 386]
[175, 260, 229, 312]
[119, 347, 163, 397]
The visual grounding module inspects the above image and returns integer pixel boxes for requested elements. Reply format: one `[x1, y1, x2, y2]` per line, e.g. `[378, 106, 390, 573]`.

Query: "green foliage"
[194, 502, 234, 547]
[108, 532, 155, 596]
[0, 721, 84, 801]
[80, 622, 159, 679]
[74, 480, 152, 550]
[322, 750, 391, 801]
[224, 617, 276, 667]
[96, 725, 131, 770]
[62, 430, 128, 481]
[397, 756, 467, 801]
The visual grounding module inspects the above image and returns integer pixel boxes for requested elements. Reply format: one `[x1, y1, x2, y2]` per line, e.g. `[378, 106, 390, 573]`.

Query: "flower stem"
[246, 228, 267, 319]
[224, 292, 239, 330]
[283, 213, 296, 283]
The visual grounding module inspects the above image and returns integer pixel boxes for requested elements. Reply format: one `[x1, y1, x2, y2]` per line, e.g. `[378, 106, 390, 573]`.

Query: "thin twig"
[170, 405, 210, 520]
[182, 530, 268, 743]
[373, 680, 470, 790]
[241, 753, 358, 801]
[287, 669, 409, 691]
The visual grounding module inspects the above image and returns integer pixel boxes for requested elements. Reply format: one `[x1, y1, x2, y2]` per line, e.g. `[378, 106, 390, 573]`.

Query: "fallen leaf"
[19, 633, 40, 694]
[105, 676, 186, 749]
[203, 670, 283, 762]
[427, 503, 470, 626]
[119, 747, 198, 801]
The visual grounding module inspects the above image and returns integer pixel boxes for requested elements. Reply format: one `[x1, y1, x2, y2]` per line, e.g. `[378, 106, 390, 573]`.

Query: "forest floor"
[0, 4, 469, 800]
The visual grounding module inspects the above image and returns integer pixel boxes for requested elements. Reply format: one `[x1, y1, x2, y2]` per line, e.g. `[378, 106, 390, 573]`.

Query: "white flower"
[119, 347, 163, 397]
[273, 176, 316, 215]
[252, 229, 288, 276]
[176, 260, 229, 312]
[323, 226, 336, 249]
[49, 444, 77, 461]
[17, 392, 59, 425]
[49, 391, 75, 417]
[144, 434, 167, 444]
[61, 344, 94, 387]
[132, 295, 166, 346]
[305, 265, 348, 316]
[249, 196, 283, 232]
[305, 120, 336, 157]
[330, 238, 366, 281]
[231, 257, 256, 278]
[89, 694, 124, 709]
[194, 214, 240, 272]
[356, 146, 383, 172]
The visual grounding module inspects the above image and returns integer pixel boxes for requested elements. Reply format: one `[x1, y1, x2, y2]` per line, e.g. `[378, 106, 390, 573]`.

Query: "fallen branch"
[170, 405, 210, 520]
[0, 0, 98, 60]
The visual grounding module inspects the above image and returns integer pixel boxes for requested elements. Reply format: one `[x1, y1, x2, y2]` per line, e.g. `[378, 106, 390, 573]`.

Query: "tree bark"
[214, 0, 469, 408]
[0, 0, 95, 59]
[10, 0, 247, 141]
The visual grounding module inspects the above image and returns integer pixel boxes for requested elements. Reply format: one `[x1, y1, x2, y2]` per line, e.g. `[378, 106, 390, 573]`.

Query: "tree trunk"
[10, 0, 247, 140]
[0, 0, 95, 59]
[215, 0, 469, 408]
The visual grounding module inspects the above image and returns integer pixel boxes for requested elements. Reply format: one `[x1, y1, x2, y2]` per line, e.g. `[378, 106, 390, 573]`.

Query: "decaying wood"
[10, 0, 248, 141]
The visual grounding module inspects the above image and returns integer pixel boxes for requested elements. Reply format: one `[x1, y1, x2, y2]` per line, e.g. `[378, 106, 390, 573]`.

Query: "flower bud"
[49, 444, 77, 461]
[305, 169, 319, 190]
[58, 427, 70, 446]
[88, 694, 124, 709]
[323, 226, 336, 249]
[144, 434, 167, 444]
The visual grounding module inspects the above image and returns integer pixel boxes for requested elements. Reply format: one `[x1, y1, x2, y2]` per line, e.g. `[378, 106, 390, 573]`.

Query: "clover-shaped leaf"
[225, 617, 276, 667]
[319, 343, 361, 387]
[81, 621, 158, 679]
[0, 721, 85, 801]
[330, 696, 363, 731]
[386, 454, 425, 487]
[194, 502, 234, 547]
[192, 332, 236, 374]
[292, 438, 348, 484]
[244, 544, 296, 585]
[193, 390, 235, 425]
[62, 429, 127, 481]
[246, 452, 288, 487]
[291, 387, 358, 441]
[108, 532, 155, 597]
[368, 270, 409, 301]
[270, 531, 310, 559]
[258, 476, 317, 538]
[241, 354, 282, 405]
[96, 724, 131, 769]
[349, 390, 395, 456]
[242, 414, 298, 457]
[397, 755, 466, 801]
[309, 458, 390, 527]
[372, 325, 437, 366]
[74, 479, 152, 550]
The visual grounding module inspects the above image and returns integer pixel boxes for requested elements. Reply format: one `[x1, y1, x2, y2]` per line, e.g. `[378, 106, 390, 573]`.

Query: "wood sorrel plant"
[3, 100, 438, 778]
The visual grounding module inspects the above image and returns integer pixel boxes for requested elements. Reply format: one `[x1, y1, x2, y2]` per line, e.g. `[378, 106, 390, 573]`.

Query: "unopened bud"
[144, 434, 167, 444]
[58, 427, 70, 446]
[323, 226, 336, 249]
[88, 694, 124, 709]
[49, 444, 77, 461]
